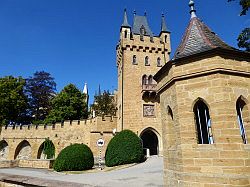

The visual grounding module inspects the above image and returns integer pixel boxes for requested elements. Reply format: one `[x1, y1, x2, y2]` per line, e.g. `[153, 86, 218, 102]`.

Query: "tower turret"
[120, 9, 131, 39]
[83, 83, 89, 106]
[159, 13, 171, 55]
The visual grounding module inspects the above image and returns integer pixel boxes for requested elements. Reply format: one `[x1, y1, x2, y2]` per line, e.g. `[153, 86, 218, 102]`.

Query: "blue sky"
[0, 0, 249, 104]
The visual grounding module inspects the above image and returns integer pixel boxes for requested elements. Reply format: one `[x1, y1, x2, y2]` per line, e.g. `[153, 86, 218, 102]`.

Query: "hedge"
[53, 143, 94, 172]
[105, 129, 145, 167]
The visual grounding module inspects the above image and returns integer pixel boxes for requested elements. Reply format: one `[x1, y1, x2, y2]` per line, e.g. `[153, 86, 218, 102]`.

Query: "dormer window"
[140, 25, 146, 35]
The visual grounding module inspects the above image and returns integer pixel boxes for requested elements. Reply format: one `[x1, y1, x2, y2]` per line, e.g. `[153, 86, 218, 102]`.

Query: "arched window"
[148, 75, 153, 84]
[124, 30, 127, 38]
[165, 35, 167, 43]
[168, 106, 173, 120]
[132, 55, 137, 65]
[194, 100, 213, 144]
[236, 97, 248, 144]
[140, 25, 146, 35]
[142, 75, 147, 85]
[145, 56, 149, 66]
[157, 57, 161, 67]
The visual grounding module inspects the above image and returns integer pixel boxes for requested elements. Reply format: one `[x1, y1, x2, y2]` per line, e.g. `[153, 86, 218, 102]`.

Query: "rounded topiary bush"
[53, 143, 94, 172]
[105, 129, 144, 167]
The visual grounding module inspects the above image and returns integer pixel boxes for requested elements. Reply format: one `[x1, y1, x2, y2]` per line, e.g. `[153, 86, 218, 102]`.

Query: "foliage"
[237, 28, 250, 51]
[91, 90, 116, 116]
[0, 76, 28, 126]
[105, 130, 145, 167]
[228, 0, 250, 51]
[228, 0, 250, 15]
[53, 143, 94, 172]
[25, 71, 56, 122]
[45, 84, 88, 124]
[43, 138, 55, 159]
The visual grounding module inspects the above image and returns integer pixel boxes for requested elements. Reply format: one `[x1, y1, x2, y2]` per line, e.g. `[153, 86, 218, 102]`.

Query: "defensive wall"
[0, 116, 117, 168]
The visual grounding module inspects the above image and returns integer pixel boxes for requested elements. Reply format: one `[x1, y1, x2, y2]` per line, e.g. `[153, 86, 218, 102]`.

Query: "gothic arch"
[140, 127, 160, 155]
[236, 95, 249, 144]
[14, 140, 32, 160]
[148, 75, 153, 84]
[0, 140, 9, 160]
[193, 99, 213, 144]
[37, 140, 55, 159]
[191, 97, 211, 112]
[142, 75, 147, 85]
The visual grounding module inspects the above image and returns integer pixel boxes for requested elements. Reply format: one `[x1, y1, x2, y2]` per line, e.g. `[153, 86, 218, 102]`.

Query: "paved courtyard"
[0, 156, 163, 187]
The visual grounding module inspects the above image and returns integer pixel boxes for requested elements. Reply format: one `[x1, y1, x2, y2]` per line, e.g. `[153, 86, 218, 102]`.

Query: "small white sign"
[97, 138, 105, 147]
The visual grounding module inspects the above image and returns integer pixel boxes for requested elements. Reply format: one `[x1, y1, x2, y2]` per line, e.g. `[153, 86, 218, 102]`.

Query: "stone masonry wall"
[158, 55, 250, 186]
[0, 116, 117, 161]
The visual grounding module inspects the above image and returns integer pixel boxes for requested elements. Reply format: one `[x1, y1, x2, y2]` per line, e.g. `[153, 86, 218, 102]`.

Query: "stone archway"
[37, 140, 55, 159]
[0, 140, 9, 160]
[140, 128, 159, 156]
[14, 140, 31, 160]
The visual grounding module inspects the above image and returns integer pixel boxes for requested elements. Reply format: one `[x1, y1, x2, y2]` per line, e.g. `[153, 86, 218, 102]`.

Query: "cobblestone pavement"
[0, 156, 163, 187]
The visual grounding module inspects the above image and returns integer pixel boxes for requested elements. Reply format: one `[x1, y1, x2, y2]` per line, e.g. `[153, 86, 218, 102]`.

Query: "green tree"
[45, 84, 88, 124]
[25, 71, 56, 123]
[91, 90, 116, 116]
[228, 0, 250, 51]
[0, 76, 28, 126]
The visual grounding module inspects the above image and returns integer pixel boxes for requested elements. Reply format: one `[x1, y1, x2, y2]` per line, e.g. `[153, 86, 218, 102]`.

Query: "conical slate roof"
[173, 0, 234, 60]
[121, 9, 131, 28]
[173, 17, 234, 60]
[161, 14, 169, 33]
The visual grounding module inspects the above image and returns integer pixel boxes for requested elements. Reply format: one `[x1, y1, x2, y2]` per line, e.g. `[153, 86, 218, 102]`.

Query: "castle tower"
[116, 9, 171, 155]
[83, 82, 89, 106]
[155, 1, 250, 186]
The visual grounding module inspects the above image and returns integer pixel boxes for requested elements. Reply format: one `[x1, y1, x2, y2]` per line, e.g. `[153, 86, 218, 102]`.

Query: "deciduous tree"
[25, 71, 56, 123]
[228, 0, 250, 51]
[91, 90, 116, 116]
[45, 84, 88, 124]
[0, 76, 28, 125]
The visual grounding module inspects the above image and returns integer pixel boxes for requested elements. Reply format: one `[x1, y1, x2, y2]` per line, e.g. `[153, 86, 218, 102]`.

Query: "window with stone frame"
[145, 56, 150, 66]
[132, 55, 137, 65]
[148, 75, 153, 84]
[157, 57, 162, 67]
[142, 75, 147, 85]
[236, 97, 248, 144]
[143, 104, 155, 117]
[193, 100, 214, 144]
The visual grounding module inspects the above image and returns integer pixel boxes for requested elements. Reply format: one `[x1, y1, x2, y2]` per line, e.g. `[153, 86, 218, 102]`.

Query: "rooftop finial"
[144, 10, 147, 16]
[122, 8, 130, 27]
[133, 10, 136, 16]
[189, 0, 197, 18]
[161, 13, 168, 32]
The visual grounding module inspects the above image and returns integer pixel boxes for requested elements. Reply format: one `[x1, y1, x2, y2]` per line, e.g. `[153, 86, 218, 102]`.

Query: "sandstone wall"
[158, 55, 250, 186]
[0, 116, 117, 162]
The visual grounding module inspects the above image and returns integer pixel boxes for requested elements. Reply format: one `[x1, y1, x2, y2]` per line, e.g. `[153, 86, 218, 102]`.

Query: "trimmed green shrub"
[53, 143, 94, 172]
[105, 129, 145, 167]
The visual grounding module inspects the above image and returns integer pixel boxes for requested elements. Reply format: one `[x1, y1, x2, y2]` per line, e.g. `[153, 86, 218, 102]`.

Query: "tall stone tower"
[116, 9, 171, 155]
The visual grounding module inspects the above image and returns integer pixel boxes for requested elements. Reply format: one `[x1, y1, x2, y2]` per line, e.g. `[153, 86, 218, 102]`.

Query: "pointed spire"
[98, 84, 101, 96]
[144, 10, 147, 16]
[83, 83, 88, 95]
[161, 13, 168, 32]
[189, 0, 197, 18]
[122, 8, 130, 27]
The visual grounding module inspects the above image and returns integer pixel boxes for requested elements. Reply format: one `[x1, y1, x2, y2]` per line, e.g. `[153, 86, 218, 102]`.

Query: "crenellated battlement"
[1, 116, 117, 134]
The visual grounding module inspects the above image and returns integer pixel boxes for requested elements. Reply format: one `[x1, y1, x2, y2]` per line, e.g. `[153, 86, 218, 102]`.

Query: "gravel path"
[0, 156, 164, 187]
